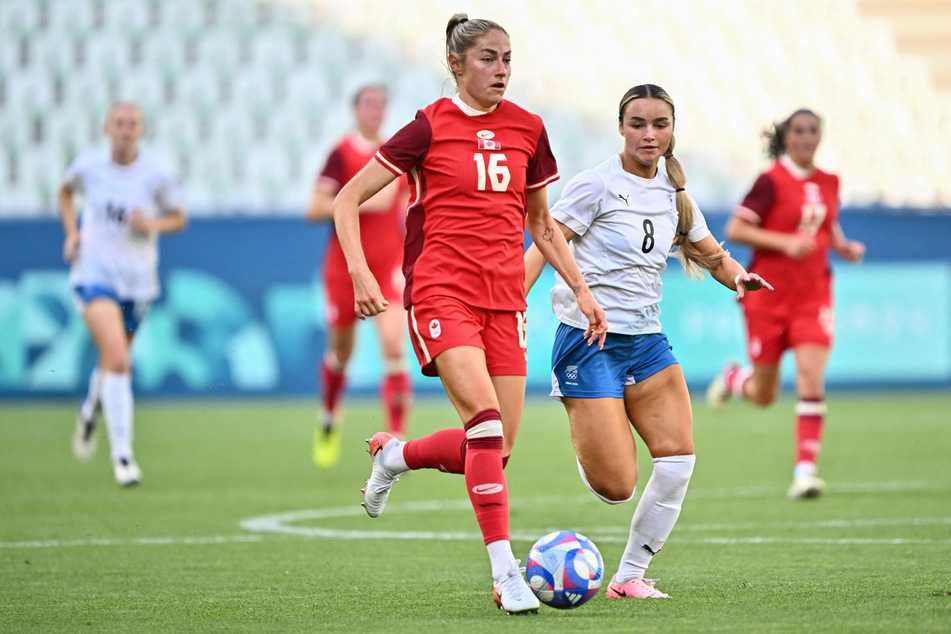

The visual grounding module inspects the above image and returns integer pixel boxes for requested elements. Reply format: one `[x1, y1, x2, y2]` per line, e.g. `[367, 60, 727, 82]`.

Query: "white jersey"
[550, 154, 710, 335]
[64, 147, 184, 302]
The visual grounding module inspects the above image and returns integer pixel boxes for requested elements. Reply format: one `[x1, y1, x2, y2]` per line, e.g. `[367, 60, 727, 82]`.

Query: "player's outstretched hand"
[350, 267, 388, 319]
[735, 273, 773, 299]
[838, 240, 866, 263]
[576, 285, 609, 349]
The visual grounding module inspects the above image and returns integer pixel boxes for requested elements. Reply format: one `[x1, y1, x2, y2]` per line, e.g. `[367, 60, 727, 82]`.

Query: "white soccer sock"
[79, 368, 102, 420]
[616, 454, 696, 582]
[487, 539, 518, 582]
[100, 371, 134, 462]
[731, 367, 753, 398]
[382, 439, 409, 473]
[793, 460, 817, 480]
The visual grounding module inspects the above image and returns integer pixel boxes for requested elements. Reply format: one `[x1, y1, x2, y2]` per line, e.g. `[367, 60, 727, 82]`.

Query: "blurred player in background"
[525, 84, 771, 599]
[707, 108, 865, 499]
[333, 14, 606, 614]
[60, 102, 187, 486]
[306, 85, 411, 469]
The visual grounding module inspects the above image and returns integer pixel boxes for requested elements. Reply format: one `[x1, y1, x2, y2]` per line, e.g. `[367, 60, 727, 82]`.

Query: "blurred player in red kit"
[306, 85, 411, 469]
[707, 108, 866, 499]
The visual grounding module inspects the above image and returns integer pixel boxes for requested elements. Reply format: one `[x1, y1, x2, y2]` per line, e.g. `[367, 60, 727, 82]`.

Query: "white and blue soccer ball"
[526, 530, 604, 609]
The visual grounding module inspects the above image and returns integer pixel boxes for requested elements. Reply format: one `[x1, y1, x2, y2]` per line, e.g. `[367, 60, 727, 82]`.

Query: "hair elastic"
[675, 188, 685, 192]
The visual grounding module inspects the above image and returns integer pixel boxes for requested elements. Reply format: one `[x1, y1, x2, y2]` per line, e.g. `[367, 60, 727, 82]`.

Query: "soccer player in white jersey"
[59, 102, 187, 486]
[525, 84, 771, 598]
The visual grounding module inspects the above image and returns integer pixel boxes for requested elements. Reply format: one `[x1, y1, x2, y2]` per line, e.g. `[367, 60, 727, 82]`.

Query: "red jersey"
[735, 158, 839, 296]
[375, 98, 559, 311]
[318, 134, 406, 269]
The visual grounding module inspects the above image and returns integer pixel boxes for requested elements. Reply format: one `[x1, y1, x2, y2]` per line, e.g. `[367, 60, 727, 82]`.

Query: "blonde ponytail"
[665, 148, 725, 279]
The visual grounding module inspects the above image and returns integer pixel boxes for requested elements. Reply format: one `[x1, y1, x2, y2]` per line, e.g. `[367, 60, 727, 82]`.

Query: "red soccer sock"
[463, 410, 509, 546]
[381, 371, 412, 437]
[795, 398, 826, 464]
[319, 358, 346, 420]
[402, 428, 467, 474]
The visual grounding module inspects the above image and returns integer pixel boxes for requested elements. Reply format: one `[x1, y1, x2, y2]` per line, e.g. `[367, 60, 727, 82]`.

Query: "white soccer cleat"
[706, 360, 740, 412]
[361, 432, 400, 518]
[788, 474, 826, 500]
[493, 562, 540, 614]
[113, 458, 142, 487]
[72, 411, 98, 462]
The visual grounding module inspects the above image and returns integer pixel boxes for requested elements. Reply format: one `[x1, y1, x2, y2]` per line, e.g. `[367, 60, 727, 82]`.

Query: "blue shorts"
[550, 324, 678, 399]
[72, 285, 150, 335]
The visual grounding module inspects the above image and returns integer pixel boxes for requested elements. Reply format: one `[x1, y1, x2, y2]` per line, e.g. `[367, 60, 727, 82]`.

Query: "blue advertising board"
[1, 211, 949, 398]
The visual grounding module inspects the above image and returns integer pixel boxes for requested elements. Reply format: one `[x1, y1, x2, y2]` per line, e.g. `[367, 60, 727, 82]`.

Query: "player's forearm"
[526, 201, 584, 290]
[710, 255, 748, 291]
[155, 209, 188, 234]
[830, 223, 851, 252]
[530, 226, 584, 291]
[58, 186, 78, 236]
[306, 189, 335, 222]
[725, 216, 790, 253]
[332, 187, 370, 273]
[523, 243, 546, 296]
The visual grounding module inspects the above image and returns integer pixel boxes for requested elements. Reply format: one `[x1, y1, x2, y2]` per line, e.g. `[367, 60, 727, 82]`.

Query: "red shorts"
[324, 241, 404, 328]
[407, 295, 527, 378]
[741, 285, 834, 363]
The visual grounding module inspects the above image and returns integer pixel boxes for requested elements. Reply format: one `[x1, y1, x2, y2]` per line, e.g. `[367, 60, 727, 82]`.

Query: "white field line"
[3, 481, 951, 549]
[0, 535, 265, 549]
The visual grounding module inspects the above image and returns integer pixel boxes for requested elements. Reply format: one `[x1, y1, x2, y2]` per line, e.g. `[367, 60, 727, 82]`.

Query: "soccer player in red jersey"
[306, 85, 412, 469]
[707, 109, 866, 499]
[332, 14, 607, 614]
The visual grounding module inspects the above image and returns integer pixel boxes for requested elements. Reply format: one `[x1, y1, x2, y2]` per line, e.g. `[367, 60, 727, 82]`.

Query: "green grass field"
[2, 391, 950, 632]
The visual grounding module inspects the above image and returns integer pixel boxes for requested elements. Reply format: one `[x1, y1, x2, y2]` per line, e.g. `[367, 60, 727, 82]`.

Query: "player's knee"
[797, 372, 825, 396]
[595, 480, 636, 504]
[103, 360, 130, 374]
[101, 351, 130, 374]
[583, 467, 636, 504]
[749, 385, 778, 406]
[648, 437, 694, 459]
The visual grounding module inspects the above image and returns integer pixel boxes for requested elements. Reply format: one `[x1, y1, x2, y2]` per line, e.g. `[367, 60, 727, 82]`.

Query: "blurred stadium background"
[1, 0, 949, 398]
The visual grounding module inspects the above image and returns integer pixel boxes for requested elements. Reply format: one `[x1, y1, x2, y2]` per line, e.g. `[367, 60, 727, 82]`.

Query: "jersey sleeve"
[155, 168, 185, 214]
[316, 146, 345, 192]
[735, 173, 775, 224]
[375, 112, 432, 176]
[62, 153, 88, 193]
[550, 169, 604, 237]
[526, 124, 559, 190]
[686, 196, 712, 242]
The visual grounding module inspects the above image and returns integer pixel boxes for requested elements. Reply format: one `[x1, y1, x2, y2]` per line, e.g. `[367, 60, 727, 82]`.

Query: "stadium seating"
[0, 0, 948, 216]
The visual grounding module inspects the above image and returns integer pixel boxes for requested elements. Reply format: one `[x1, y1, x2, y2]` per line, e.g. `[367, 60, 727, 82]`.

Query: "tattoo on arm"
[542, 226, 554, 243]
[571, 284, 582, 294]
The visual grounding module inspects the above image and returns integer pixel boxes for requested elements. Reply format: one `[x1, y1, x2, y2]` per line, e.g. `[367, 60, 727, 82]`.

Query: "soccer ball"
[526, 530, 604, 609]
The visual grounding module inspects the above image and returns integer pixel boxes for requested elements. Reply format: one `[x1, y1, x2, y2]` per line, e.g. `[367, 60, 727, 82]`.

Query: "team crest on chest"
[477, 130, 501, 150]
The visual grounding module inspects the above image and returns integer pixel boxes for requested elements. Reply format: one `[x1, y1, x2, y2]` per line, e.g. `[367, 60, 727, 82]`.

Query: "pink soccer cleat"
[605, 576, 669, 599]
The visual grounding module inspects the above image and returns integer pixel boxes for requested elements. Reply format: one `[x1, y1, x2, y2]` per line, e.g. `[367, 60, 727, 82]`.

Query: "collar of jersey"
[779, 154, 816, 180]
[451, 95, 493, 117]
